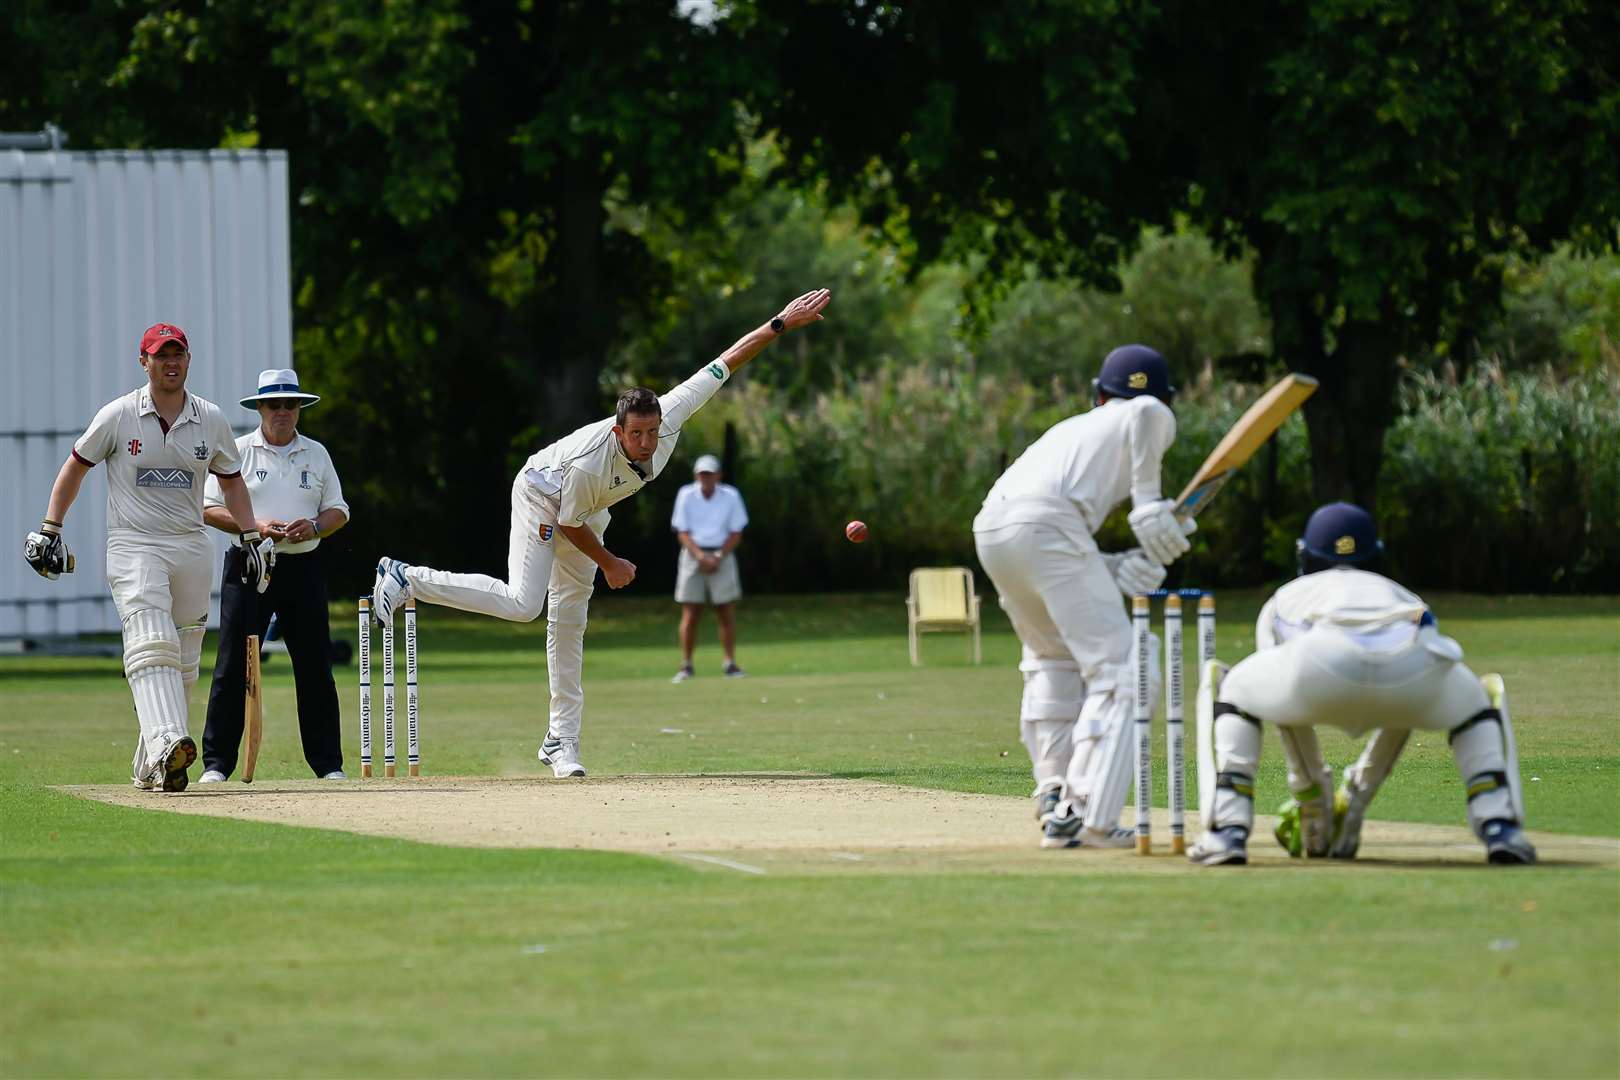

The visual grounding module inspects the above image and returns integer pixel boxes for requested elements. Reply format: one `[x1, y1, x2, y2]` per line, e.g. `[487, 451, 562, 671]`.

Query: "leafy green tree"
[739, 0, 1620, 508]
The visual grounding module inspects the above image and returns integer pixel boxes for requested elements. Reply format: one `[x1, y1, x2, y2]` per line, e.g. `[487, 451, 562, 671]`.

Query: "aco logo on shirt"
[538, 524, 554, 543]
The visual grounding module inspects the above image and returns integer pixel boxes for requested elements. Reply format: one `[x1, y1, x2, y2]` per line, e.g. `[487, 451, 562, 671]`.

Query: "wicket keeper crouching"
[1189, 502, 1536, 867]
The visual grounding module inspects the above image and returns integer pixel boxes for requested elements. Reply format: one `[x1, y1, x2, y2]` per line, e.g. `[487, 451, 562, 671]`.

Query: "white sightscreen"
[1, 148, 292, 637]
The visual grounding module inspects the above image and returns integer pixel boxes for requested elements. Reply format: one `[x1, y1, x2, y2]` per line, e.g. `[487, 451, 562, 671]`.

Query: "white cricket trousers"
[1211, 624, 1514, 834]
[106, 529, 213, 783]
[974, 522, 1134, 799]
[404, 471, 602, 740]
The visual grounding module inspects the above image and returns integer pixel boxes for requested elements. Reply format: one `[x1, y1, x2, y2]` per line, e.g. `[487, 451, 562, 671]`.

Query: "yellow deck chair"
[906, 567, 982, 666]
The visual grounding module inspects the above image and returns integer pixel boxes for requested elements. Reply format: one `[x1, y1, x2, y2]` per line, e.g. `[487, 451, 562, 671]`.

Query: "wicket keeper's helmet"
[1093, 345, 1176, 405]
[1296, 502, 1384, 576]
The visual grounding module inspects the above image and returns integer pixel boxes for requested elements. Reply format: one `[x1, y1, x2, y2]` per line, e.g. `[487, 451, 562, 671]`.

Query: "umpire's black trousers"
[203, 546, 342, 777]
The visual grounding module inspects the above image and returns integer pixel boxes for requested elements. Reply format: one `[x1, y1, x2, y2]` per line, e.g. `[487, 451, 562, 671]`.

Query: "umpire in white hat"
[670, 453, 749, 683]
[199, 369, 352, 781]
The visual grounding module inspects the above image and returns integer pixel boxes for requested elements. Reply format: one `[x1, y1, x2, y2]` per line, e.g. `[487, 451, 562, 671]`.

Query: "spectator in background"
[199, 368, 351, 781]
[670, 454, 749, 683]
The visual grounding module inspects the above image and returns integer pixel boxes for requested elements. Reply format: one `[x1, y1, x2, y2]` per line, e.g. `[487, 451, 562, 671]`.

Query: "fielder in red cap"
[23, 322, 276, 793]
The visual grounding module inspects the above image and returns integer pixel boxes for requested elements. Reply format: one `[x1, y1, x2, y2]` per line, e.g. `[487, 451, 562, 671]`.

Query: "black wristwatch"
[770, 316, 785, 334]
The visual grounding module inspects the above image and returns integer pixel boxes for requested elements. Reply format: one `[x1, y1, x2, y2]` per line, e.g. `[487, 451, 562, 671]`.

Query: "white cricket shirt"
[1257, 567, 1430, 649]
[972, 395, 1177, 540]
[204, 429, 350, 555]
[671, 482, 749, 548]
[72, 388, 242, 536]
[521, 360, 732, 526]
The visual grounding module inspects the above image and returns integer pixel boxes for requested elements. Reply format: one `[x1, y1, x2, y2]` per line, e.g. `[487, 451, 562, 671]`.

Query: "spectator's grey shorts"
[675, 548, 742, 605]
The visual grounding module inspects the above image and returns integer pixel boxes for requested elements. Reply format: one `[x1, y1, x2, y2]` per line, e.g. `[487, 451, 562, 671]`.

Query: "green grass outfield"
[3, 590, 1617, 1077]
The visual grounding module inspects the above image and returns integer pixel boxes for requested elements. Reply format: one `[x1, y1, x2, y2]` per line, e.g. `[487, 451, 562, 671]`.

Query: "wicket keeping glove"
[240, 531, 276, 594]
[24, 520, 74, 580]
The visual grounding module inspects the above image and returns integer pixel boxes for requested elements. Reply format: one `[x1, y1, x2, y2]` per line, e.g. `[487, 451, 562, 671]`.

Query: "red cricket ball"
[845, 520, 868, 543]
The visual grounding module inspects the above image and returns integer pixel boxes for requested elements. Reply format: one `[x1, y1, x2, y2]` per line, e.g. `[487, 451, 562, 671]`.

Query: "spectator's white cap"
[693, 454, 722, 475]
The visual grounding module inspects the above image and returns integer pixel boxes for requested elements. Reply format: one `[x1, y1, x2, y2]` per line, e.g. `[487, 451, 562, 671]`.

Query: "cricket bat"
[242, 634, 263, 783]
[1173, 372, 1318, 519]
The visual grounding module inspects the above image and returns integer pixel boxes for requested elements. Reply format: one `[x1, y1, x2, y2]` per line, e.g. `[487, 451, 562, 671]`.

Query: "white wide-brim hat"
[239, 368, 320, 408]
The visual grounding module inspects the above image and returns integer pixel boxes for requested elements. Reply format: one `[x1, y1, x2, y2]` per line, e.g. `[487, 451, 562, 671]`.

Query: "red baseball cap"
[140, 323, 190, 355]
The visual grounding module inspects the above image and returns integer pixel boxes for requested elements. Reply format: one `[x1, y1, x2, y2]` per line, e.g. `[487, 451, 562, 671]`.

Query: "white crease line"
[677, 853, 767, 875]
[829, 852, 865, 861]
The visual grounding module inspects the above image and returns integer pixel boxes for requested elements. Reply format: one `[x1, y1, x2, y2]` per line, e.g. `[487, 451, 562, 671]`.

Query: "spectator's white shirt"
[671, 482, 748, 548]
[73, 388, 242, 536]
[205, 429, 350, 555]
[973, 395, 1176, 541]
[521, 361, 732, 526]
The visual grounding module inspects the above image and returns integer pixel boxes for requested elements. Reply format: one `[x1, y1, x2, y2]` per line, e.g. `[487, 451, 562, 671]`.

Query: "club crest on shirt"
[538, 524, 553, 543]
[193, 442, 208, 460]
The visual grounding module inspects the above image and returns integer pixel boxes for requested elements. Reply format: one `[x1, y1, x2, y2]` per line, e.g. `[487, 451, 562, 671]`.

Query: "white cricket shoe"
[198, 769, 227, 784]
[1188, 825, 1250, 866]
[671, 664, 694, 684]
[320, 770, 347, 781]
[539, 736, 587, 778]
[372, 557, 412, 626]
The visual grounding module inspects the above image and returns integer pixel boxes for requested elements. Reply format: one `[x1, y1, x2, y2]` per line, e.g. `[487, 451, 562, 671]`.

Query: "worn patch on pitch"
[59, 775, 1619, 876]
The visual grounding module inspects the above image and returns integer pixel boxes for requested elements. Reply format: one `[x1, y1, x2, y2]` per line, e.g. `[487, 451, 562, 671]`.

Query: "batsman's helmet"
[1296, 502, 1384, 576]
[1093, 344, 1176, 405]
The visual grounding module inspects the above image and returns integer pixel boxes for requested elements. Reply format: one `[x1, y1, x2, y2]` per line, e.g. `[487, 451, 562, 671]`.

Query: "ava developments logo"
[707, 362, 725, 380]
[136, 468, 193, 490]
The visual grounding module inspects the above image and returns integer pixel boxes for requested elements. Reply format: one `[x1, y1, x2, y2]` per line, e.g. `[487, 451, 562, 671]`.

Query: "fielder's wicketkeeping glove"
[24, 519, 74, 580]
[239, 531, 276, 594]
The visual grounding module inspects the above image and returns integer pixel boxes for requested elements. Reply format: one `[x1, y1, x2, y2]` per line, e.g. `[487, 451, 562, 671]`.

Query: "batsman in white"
[23, 323, 275, 792]
[1188, 502, 1537, 866]
[973, 345, 1195, 849]
[370, 289, 832, 777]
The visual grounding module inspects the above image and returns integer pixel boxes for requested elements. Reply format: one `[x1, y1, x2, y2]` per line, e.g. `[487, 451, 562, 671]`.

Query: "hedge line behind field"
[605, 364, 1618, 595]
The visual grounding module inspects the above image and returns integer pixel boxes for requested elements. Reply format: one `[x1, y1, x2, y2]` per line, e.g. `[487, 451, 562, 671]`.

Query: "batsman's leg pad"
[1022, 718, 1074, 796]
[123, 609, 188, 782]
[1208, 701, 1260, 832]
[1070, 685, 1135, 831]
[178, 623, 205, 694]
[1449, 705, 1519, 835]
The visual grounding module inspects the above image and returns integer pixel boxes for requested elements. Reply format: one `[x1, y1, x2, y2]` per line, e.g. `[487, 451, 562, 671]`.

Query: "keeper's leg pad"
[1277, 725, 1333, 857]
[1206, 699, 1261, 832]
[1195, 660, 1230, 824]
[1449, 685, 1523, 835]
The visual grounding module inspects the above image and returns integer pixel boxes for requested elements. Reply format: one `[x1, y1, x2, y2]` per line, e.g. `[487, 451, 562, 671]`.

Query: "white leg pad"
[123, 609, 188, 781]
[1070, 686, 1134, 830]
[1022, 718, 1073, 795]
[1208, 699, 1262, 832]
[1196, 661, 1228, 824]
[1450, 699, 1520, 835]
[178, 623, 205, 694]
[1018, 656, 1086, 724]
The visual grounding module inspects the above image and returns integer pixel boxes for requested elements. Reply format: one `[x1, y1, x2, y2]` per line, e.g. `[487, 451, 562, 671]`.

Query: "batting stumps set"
[357, 596, 421, 778]
[1132, 589, 1216, 855]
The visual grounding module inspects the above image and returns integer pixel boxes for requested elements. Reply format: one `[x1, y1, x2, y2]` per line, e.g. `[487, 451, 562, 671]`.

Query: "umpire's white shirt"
[671, 483, 748, 548]
[972, 395, 1176, 545]
[520, 360, 732, 526]
[73, 388, 242, 535]
[204, 430, 350, 555]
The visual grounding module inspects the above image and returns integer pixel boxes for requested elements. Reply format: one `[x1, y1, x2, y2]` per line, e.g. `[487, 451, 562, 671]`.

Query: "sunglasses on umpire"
[262, 400, 302, 411]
